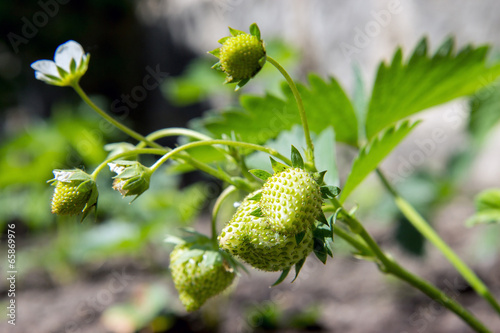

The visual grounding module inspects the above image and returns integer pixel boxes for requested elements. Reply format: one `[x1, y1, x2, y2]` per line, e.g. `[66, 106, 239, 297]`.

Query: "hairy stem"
[211, 185, 237, 242]
[267, 56, 315, 170]
[330, 197, 490, 333]
[72, 84, 248, 188]
[136, 128, 214, 148]
[72, 83, 164, 150]
[150, 139, 292, 172]
[376, 168, 500, 317]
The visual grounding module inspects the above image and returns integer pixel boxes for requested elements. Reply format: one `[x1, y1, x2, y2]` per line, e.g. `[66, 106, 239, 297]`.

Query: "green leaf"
[312, 222, 334, 263]
[366, 37, 500, 139]
[246, 126, 338, 186]
[249, 169, 272, 182]
[352, 64, 368, 140]
[340, 121, 419, 202]
[314, 171, 327, 185]
[313, 238, 327, 264]
[249, 23, 261, 40]
[247, 191, 262, 201]
[271, 268, 290, 287]
[235, 78, 250, 91]
[209, 49, 221, 58]
[316, 211, 328, 225]
[217, 37, 230, 44]
[164, 235, 185, 245]
[228, 27, 246, 36]
[330, 208, 341, 227]
[295, 230, 306, 245]
[292, 258, 306, 283]
[469, 83, 500, 145]
[395, 216, 425, 256]
[466, 189, 500, 226]
[250, 207, 265, 218]
[56, 65, 69, 78]
[476, 189, 500, 211]
[172, 248, 205, 266]
[200, 75, 357, 146]
[270, 157, 289, 173]
[313, 127, 338, 186]
[466, 210, 500, 226]
[295, 74, 358, 146]
[290, 145, 304, 169]
[320, 186, 341, 199]
[201, 250, 223, 267]
[69, 58, 77, 74]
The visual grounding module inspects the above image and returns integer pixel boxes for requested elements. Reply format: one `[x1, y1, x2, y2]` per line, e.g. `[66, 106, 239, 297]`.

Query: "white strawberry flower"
[31, 40, 90, 86]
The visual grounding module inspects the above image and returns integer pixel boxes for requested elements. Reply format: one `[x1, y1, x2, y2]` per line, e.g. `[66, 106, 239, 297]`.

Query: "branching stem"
[329, 198, 490, 333]
[376, 168, 500, 317]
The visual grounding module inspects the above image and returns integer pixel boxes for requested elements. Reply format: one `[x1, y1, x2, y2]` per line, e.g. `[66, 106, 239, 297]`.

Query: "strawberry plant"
[31, 24, 500, 332]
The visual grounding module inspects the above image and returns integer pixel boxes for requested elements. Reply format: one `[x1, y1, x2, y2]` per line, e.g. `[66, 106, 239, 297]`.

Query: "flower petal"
[34, 72, 63, 85]
[53, 170, 73, 182]
[54, 40, 84, 72]
[31, 60, 59, 77]
[108, 163, 125, 174]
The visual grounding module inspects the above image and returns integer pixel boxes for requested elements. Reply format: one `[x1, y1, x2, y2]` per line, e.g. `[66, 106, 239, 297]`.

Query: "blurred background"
[1, 1, 500, 332]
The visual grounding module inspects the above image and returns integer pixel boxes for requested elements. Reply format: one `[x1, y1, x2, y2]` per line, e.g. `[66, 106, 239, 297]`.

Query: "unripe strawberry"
[48, 169, 98, 218]
[170, 243, 235, 312]
[219, 34, 265, 82]
[219, 192, 314, 272]
[210, 23, 266, 89]
[260, 168, 322, 235]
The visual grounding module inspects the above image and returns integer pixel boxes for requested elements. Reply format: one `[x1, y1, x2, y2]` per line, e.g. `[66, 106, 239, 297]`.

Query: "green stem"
[211, 185, 237, 242]
[331, 224, 373, 256]
[150, 139, 292, 172]
[90, 148, 166, 179]
[72, 84, 244, 188]
[266, 56, 315, 170]
[330, 197, 490, 333]
[72, 83, 164, 150]
[376, 169, 500, 317]
[136, 128, 214, 148]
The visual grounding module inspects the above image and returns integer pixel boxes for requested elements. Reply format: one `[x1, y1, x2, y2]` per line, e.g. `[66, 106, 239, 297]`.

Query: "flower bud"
[48, 169, 98, 219]
[108, 161, 152, 201]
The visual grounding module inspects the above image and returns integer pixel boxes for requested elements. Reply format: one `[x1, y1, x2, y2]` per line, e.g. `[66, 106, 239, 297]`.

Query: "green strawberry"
[260, 168, 322, 235]
[218, 33, 265, 82]
[48, 169, 98, 217]
[209, 24, 266, 88]
[170, 243, 235, 312]
[219, 192, 314, 272]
